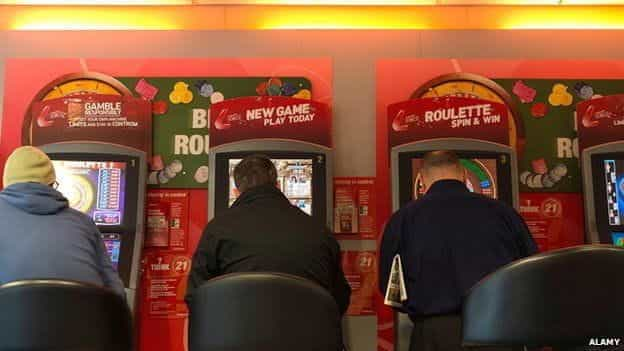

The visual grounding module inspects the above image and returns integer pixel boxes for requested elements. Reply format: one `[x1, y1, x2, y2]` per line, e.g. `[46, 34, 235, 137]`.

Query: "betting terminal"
[385, 94, 520, 351]
[390, 137, 519, 351]
[41, 142, 147, 309]
[583, 144, 624, 246]
[578, 95, 624, 247]
[209, 140, 332, 228]
[208, 97, 334, 229]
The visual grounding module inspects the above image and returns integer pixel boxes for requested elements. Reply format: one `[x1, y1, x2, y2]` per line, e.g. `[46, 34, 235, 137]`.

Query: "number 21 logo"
[541, 198, 562, 218]
[173, 257, 190, 274]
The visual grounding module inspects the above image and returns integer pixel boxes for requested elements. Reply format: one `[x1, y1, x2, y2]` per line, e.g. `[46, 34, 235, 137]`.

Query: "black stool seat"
[463, 245, 624, 348]
[0, 279, 132, 351]
[188, 272, 342, 351]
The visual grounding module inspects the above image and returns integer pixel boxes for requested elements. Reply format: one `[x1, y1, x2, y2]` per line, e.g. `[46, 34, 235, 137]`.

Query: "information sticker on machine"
[141, 252, 191, 319]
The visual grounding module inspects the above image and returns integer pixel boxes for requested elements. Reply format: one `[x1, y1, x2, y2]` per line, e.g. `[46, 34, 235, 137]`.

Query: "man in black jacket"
[379, 150, 537, 351]
[186, 154, 351, 316]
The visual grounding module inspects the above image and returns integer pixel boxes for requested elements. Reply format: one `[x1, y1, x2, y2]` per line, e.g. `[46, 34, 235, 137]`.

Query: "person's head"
[421, 150, 464, 191]
[233, 154, 277, 194]
[2, 146, 56, 188]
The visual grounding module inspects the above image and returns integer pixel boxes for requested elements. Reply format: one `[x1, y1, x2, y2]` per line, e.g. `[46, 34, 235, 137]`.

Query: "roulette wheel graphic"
[57, 173, 95, 214]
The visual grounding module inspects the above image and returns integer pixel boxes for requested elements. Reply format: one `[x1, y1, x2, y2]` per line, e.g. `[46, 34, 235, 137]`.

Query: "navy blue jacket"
[379, 179, 537, 318]
[0, 183, 125, 299]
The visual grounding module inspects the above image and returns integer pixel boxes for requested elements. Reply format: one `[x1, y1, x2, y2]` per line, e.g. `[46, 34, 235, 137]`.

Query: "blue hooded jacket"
[0, 182, 125, 299]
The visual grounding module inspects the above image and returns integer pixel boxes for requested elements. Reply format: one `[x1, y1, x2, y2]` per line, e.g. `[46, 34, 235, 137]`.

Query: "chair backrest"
[188, 272, 342, 351]
[0, 279, 133, 351]
[462, 245, 624, 348]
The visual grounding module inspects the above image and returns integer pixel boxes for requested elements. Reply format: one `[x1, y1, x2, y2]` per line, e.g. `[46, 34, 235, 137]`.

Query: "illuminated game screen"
[411, 158, 498, 199]
[101, 233, 121, 270]
[52, 160, 127, 226]
[228, 159, 313, 215]
[603, 159, 624, 226]
[612, 232, 624, 247]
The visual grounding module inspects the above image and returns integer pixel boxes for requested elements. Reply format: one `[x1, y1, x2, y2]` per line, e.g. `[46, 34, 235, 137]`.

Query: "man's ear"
[420, 172, 429, 192]
[234, 188, 241, 197]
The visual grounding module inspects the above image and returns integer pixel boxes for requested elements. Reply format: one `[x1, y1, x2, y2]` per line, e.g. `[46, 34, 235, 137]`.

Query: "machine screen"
[101, 233, 121, 270]
[612, 232, 624, 247]
[411, 158, 498, 199]
[52, 160, 127, 226]
[228, 158, 313, 215]
[603, 160, 624, 226]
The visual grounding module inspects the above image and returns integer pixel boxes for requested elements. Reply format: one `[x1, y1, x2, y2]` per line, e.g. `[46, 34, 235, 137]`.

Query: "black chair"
[462, 245, 624, 349]
[188, 272, 342, 351]
[0, 279, 132, 351]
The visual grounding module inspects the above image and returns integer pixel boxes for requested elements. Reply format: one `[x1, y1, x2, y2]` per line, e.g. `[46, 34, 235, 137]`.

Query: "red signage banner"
[388, 97, 509, 148]
[210, 96, 331, 148]
[342, 251, 377, 316]
[146, 190, 190, 251]
[577, 94, 624, 150]
[30, 94, 152, 155]
[518, 193, 585, 252]
[140, 252, 191, 319]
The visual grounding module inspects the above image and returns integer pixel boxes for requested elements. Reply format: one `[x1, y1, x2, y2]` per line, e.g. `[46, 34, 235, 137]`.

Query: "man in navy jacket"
[379, 150, 536, 351]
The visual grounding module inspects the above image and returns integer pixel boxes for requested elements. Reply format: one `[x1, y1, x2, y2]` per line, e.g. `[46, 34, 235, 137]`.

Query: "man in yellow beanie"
[2, 146, 56, 188]
[0, 146, 125, 299]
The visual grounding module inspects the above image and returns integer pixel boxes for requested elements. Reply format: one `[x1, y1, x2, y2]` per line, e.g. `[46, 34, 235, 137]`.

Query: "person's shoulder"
[485, 195, 515, 210]
[469, 193, 518, 216]
[207, 201, 316, 231]
[202, 204, 254, 236]
[62, 206, 90, 219]
[60, 207, 99, 229]
[388, 198, 425, 224]
[0, 197, 11, 210]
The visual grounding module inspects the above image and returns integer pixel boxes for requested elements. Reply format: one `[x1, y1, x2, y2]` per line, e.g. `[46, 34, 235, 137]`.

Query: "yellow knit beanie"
[3, 146, 56, 187]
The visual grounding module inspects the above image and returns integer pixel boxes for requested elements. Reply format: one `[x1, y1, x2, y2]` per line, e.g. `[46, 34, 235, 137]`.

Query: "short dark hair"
[422, 150, 461, 173]
[233, 154, 277, 193]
